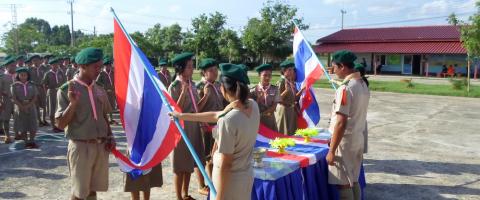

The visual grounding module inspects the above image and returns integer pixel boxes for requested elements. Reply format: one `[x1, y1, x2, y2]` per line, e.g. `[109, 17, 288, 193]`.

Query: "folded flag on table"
[255, 124, 329, 167]
[110, 14, 182, 179]
[293, 25, 325, 129]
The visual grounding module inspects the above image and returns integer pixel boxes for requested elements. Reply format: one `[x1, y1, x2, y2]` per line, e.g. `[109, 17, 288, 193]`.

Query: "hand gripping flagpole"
[293, 21, 337, 90]
[110, 8, 217, 197]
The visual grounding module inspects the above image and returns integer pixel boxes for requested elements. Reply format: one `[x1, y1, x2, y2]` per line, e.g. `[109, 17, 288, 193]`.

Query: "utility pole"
[11, 4, 18, 54]
[68, 0, 75, 47]
[341, 9, 347, 30]
[93, 26, 96, 36]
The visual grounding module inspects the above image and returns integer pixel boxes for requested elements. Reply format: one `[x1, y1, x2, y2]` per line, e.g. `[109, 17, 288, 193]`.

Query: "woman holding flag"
[168, 52, 205, 200]
[170, 63, 260, 200]
[250, 63, 279, 132]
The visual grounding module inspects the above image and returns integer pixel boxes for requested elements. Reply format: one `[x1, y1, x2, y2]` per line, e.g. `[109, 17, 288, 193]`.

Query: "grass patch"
[189, 69, 480, 98]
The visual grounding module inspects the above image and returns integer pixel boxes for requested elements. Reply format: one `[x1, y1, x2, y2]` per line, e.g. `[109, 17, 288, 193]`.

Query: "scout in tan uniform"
[60, 57, 69, 76]
[251, 64, 280, 132]
[96, 55, 117, 124]
[168, 52, 205, 200]
[195, 58, 225, 195]
[66, 56, 79, 81]
[326, 50, 370, 200]
[275, 60, 299, 135]
[25, 55, 48, 126]
[157, 58, 172, 88]
[43, 57, 67, 132]
[56, 47, 115, 200]
[11, 67, 39, 148]
[170, 63, 259, 200]
[0, 57, 17, 143]
[15, 55, 26, 68]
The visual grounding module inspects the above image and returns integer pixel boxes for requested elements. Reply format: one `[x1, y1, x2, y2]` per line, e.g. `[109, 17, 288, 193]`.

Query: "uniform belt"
[71, 138, 107, 144]
[279, 103, 294, 108]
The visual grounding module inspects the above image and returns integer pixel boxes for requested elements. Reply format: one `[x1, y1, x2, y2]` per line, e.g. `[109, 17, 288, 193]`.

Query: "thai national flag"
[110, 14, 181, 178]
[293, 25, 324, 128]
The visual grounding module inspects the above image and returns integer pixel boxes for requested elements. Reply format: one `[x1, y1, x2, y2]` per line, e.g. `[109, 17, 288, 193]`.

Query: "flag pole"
[110, 8, 217, 197]
[292, 21, 337, 90]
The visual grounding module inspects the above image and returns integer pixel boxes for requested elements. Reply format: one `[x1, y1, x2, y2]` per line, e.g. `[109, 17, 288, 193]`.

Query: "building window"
[387, 55, 401, 65]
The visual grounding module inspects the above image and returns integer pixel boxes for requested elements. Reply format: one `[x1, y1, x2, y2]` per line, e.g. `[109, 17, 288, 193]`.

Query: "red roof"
[315, 25, 467, 54]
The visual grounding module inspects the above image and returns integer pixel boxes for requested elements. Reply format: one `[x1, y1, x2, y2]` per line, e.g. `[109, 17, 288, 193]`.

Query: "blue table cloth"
[252, 140, 366, 200]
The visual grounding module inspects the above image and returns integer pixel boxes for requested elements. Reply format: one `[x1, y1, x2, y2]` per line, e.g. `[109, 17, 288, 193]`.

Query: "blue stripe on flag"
[305, 88, 320, 125]
[130, 46, 164, 164]
[294, 40, 312, 84]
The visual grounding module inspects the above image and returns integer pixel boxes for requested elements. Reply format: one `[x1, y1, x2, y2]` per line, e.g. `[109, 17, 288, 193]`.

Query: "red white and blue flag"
[111, 15, 181, 178]
[293, 25, 324, 128]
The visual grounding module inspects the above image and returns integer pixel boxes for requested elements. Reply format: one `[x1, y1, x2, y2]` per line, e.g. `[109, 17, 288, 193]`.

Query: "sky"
[0, 0, 477, 44]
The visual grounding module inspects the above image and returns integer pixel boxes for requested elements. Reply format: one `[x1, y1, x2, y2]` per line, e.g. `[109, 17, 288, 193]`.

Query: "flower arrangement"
[269, 138, 295, 153]
[295, 128, 319, 143]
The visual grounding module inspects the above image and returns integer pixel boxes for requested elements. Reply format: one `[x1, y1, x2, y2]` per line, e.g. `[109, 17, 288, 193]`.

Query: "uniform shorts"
[67, 140, 109, 199]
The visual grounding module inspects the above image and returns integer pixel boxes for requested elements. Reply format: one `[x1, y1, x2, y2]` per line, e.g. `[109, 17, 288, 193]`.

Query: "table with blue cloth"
[252, 134, 366, 200]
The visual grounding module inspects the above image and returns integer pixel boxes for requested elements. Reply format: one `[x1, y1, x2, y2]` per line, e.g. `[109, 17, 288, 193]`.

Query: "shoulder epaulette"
[171, 79, 179, 87]
[60, 81, 72, 92]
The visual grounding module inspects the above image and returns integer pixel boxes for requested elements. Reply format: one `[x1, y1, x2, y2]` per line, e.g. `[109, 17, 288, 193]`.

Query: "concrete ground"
[0, 89, 479, 199]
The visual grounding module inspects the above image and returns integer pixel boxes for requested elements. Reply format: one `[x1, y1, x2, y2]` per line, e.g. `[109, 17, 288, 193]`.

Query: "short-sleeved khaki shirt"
[328, 79, 370, 135]
[55, 80, 112, 140]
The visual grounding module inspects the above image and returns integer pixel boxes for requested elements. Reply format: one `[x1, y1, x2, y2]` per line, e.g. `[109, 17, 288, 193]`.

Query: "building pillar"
[373, 54, 377, 76]
[475, 62, 478, 79]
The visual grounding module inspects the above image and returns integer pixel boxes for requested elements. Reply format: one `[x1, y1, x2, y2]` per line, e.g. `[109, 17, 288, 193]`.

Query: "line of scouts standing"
[0, 52, 116, 149]
[1, 48, 369, 200]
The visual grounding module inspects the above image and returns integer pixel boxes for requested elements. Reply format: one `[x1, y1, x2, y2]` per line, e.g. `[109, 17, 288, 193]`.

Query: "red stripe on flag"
[113, 19, 132, 128]
[266, 150, 310, 168]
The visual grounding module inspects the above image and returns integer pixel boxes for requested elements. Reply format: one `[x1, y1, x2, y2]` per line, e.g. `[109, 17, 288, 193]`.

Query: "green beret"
[15, 55, 25, 61]
[70, 56, 76, 63]
[75, 47, 103, 65]
[42, 54, 53, 59]
[103, 55, 113, 65]
[219, 63, 249, 85]
[332, 50, 357, 63]
[354, 63, 366, 74]
[255, 64, 273, 73]
[238, 64, 248, 72]
[280, 60, 295, 69]
[15, 66, 29, 73]
[198, 58, 217, 70]
[172, 52, 194, 66]
[4, 55, 13, 61]
[48, 57, 61, 65]
[158, 58, 168, 66]
[25, 55, 41, 63]
[2, 57, 16, 66]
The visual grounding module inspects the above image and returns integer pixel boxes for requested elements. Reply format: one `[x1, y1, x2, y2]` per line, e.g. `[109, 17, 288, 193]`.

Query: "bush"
[450, 78, 467, 90]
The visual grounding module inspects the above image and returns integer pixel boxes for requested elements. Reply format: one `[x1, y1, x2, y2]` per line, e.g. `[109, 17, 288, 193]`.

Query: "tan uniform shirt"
[55, 80, 112, 140]
[42, 70, 66, 89]
[328, 79, 370, 186]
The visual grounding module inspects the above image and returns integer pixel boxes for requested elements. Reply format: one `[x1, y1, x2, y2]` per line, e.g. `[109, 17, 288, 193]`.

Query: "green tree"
[77, 34, 113, 56]
[190, 12, 227, 61]
[145, 23, 183, 59]
[242, 0, 308, 63]
[219, 29, 243, 62]
[1, 23, 44, 54]
[130, 31, 155, 57]
[50, 25, 71, 45]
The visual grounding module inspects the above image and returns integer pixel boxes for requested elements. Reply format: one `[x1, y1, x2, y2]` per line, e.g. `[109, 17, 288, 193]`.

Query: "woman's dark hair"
[220, 75, 249, 104]
[172, 59, 189, 80]
[358, 69, 369, 87]
[15, 71, 31, 82]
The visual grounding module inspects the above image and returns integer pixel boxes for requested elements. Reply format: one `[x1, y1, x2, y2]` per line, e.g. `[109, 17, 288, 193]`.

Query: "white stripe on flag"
[124, 48, 145, 152]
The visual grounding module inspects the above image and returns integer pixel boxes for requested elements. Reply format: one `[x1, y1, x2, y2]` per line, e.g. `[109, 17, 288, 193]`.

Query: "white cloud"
[420, 0, 448, 15]
[323, 0, 354, 5]
[367, 3, 408, 15]
[168, 4, 181, 13]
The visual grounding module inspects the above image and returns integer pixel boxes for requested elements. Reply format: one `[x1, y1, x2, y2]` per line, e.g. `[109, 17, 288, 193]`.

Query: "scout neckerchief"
[104, 69, 113, 86]
[257, 82, 271, 105]
[15, 81, 28, 96]
[159, 70, 169, 84]
[50, 69, 59, 84]
[202, 77, 220, 98]
[74, 78, 98, 120]
[4, 71, 15, 82]
[284, 78, 296, 93]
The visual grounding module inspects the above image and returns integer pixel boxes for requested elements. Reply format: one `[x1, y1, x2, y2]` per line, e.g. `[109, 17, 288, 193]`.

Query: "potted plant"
[295, 128, 319, 143]
[269, 138, 295, 153]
